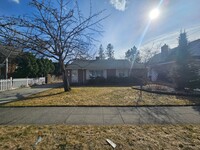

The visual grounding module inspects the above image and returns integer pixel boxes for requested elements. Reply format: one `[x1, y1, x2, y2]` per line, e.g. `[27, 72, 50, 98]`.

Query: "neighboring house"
[66, 58, 146, 84]
[0, 45, 21, 79]
[148, 39, 200, 82]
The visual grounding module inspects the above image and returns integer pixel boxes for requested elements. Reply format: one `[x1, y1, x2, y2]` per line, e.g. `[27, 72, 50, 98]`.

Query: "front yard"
[0, 125, 200, 150]
[4, 87, 200, 106]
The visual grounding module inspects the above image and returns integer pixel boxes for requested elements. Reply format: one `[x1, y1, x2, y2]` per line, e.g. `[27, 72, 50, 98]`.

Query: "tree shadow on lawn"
[135, 90, 200, 107]
[16, 93, 25, 100]
[136, 107, 182, 124]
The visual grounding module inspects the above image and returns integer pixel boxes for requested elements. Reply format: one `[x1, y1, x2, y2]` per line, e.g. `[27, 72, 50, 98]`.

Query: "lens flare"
[149, 8, 160, 20]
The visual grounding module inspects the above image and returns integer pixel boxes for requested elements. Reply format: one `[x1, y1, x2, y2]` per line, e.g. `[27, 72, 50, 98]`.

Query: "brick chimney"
[161, 44, 169, 56]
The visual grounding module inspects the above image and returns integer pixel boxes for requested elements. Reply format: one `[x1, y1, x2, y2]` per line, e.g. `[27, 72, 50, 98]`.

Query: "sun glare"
[149, 8, 160, 20]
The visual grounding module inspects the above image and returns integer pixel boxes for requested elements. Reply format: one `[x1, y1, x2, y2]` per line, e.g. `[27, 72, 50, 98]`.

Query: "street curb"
[1, 104, 200, 108]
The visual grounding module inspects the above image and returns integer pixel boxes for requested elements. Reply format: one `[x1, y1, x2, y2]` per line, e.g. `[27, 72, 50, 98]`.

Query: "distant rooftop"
[149, 39, 200, 64]
[0, 45, 21, 58]
[0, 45, 21, 64]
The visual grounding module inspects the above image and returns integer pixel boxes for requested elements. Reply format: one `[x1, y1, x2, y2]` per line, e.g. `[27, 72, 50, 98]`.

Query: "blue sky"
[1, 0, 200, 58]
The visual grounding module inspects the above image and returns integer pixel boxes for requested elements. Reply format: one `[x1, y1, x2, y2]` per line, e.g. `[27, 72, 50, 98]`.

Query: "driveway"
[0, 106, 200, 125]
[0, 83, 62, 104]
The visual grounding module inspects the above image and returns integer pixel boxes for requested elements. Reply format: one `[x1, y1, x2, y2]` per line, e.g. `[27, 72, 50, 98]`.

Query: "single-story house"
[66, 58, 146, 84]
[148, 39, 200, 82]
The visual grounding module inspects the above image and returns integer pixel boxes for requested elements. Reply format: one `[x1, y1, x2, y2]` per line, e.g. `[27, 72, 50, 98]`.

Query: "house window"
[119, 72, 125, 77]
[89, 70, 103, 78]
[118, 70, 127, 77]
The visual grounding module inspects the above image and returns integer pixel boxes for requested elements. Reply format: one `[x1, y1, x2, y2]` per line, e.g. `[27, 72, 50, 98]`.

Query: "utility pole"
[5, 58, 8, 79]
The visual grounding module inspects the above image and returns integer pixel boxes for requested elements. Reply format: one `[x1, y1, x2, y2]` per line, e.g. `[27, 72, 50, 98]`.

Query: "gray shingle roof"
[188, 39, 200, 56]
[149, 39, 200, 64]
[67, 59, 145, 70]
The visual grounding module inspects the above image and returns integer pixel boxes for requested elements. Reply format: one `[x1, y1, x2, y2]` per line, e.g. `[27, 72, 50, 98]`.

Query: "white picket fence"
[0, 77, 46, 91]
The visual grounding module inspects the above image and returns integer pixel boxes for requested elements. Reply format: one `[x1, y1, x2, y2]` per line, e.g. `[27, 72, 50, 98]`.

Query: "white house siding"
[116, 69, 129, 77]
[103, 70, 107, 79]
[86, 70, 90, 80]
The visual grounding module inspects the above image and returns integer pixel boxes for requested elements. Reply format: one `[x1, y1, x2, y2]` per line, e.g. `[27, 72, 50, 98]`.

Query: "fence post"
[10, 77, 13, 89]
[0, 80, 2, 91]
[6, 79, 8, 90]
[26, 78, 29, 87]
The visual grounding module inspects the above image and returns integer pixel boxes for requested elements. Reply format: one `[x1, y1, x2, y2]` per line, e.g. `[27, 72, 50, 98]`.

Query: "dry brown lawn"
[0, 125, 200, 150]
[4, 87, 200, 106]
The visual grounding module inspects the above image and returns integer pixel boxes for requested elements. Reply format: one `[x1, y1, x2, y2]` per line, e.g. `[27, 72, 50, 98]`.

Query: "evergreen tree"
[14, 53, 55, 78]
[98, 44, 105, 60]
[106, 43, 114, 59]
[37, 58, 55, 77]
[174, 31, 189, 90]
[174, 31, 199, 90]
[177, 31, 189, 63]
[14, 53, 39, 78]
[125, 46, 141, 62]
[53, 62, 62, 76]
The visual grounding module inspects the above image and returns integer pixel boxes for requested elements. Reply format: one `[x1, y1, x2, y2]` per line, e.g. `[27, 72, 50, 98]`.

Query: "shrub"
[88, 77, 106, 85]
[87, 76, 144, 85]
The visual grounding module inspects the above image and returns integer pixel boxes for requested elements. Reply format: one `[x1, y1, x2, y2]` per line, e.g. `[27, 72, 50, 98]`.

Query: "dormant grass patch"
[4, 87, 200, 106]
[0, 125, 200, 150]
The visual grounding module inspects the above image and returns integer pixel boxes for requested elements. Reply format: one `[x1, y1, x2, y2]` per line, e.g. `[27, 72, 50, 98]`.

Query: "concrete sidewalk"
[0, 106, 200, 125]
[0, 83, 62, 104]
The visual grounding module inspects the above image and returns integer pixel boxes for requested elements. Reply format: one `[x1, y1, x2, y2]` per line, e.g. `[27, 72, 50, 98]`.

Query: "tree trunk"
[63, 69, 71, 92]
[59, 58, 71, 92]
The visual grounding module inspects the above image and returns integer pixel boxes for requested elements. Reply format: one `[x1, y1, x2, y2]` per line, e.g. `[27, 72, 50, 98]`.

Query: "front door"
[72, 70, 78, 83]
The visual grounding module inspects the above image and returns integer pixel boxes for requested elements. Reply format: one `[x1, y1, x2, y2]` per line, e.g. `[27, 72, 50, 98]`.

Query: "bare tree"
[140, 43, 161, 66]
[0, 0, 106, 91]
[135, 44, 161, 103]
